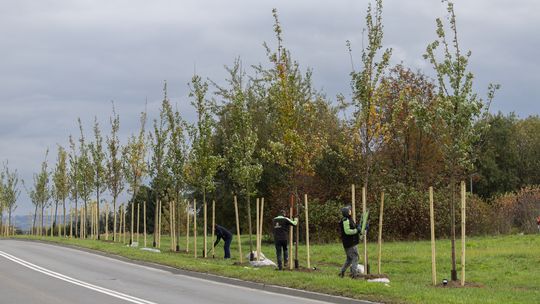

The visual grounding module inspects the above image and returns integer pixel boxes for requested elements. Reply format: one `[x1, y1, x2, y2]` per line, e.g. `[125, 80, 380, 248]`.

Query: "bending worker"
[214, 224, 233, 259]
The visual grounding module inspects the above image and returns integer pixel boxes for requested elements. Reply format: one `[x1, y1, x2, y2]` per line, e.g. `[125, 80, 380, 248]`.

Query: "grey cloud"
[1, 0, 538, 216]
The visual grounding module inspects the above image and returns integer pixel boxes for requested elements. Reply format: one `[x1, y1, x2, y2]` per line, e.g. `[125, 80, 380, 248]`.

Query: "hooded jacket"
[340, 216, 359, 249]
[273, 215, 297, 242]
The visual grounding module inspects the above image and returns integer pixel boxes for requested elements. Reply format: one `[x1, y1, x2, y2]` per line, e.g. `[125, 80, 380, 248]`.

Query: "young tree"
[106, 103, 124, 241]
[89, 117, 107, 239]
[52, 145, 69, 236]
[423, 0, 499, 281]
[257, 10, 331, 196]
[165, 96, 188, 250]
[348, 0, 392, 193]
[27, 151, 50, 235]
[149, 83, 172, 246]
[185, 75, 223, 256]
[216, 59, 262, 258]
[77, 119, 95, 238]
[68, 135, 79, 237]
[2, 163, 20, 234]
[123, 111, 148, 244]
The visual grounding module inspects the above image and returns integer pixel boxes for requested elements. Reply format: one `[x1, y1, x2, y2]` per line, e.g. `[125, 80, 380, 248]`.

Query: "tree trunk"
[247, 192, 253, 261]
[113, 197, 117, 241]
[8, 209, 12, 236]
[54, 200, 59, 233]
[84, 200, 88, 239]
[41, 205, 45, 236]
[96, 186, 100, 240]
[450, 174, 457, 281]
[153, 191, 158, 247]
[32, 205, 38, 235]
[203, 189, 207, 258]
[175, 193, 181, 252]
[74, 197, 78, 238]
[63, 199, 66, 237]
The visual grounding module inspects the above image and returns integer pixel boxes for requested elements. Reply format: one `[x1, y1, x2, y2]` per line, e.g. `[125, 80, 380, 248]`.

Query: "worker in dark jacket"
[339, 206, 362, 278]
[214, 224, 233, 259]
[273, 210, 298, 270]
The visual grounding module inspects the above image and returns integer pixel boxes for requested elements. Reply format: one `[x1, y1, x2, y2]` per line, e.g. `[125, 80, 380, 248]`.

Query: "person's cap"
[341, 206, 351, 217]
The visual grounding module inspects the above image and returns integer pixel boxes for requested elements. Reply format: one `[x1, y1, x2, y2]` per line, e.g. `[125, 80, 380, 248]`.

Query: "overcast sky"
[1, 0, 538, 217]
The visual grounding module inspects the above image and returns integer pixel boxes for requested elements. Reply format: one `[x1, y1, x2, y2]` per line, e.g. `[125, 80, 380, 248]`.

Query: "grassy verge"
[12, 233, 540, 304]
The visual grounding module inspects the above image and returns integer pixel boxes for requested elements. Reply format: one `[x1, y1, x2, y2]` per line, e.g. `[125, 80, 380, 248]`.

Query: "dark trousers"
[341, 245, 359, 275]
[224, 238, 232, 259]
[275, 239, 288, 269]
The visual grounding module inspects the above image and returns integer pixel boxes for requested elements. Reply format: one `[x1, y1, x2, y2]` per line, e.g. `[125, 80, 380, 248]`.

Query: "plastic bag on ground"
[246, 251, 276, 267]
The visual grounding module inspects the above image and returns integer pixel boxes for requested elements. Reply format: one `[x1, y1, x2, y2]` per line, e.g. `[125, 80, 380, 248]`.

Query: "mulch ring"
[230, 262, 320, 272]
[436, 280, 484, 288]
[353, 273, 390, 280]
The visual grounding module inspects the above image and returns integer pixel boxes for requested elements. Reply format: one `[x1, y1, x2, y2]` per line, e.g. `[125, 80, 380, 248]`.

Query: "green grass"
[12, 233, 540, 304]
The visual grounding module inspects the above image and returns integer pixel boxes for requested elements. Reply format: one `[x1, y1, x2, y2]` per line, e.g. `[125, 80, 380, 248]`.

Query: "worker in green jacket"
[273, 210, 298, 270]
[339, 206, 362, 278]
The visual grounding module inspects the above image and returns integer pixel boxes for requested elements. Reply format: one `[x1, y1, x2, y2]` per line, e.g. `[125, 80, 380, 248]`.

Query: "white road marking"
[4, 241, 358, 304]
[0, 250, 157, 304]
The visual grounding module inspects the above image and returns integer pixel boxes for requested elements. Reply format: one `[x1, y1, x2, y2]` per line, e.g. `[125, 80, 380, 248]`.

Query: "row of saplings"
[30, 182, 469, 286]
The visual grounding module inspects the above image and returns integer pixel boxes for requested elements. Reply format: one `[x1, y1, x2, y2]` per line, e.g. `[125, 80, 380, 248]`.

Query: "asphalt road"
[0, 240, 369, 304]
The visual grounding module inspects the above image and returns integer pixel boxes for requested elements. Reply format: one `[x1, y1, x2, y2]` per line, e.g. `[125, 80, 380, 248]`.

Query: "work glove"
[356, 223, 362, 231]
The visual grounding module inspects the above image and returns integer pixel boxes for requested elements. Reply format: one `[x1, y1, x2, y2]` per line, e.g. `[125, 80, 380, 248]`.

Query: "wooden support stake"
[70, 207, 73, 238]
[79, 208, 83, 239]
[91, 204, 94, 239]
[57, 209, 61, 237]
[137, 202, 140, 244]
[130, 202, 134, 245]
[212, 200, 215, 258]
[172, 201, 176, 250]
[94, 203, 97, 239]
[123, 206, 126, 244]
[377, 192, 385, 274]
[172, 201, 176, 251]
[260, 197, 265, 260]
[289, 195, 293, 270]
[172, 201, 177, 250]
[256, 198, 260, 261]
[429, 187, 437, 285]
[461, 181, 466, 286]
[362, 187, 367, 273]
[186, 201, 190, 253]
[194, 199, 197, 258]
[352, 184, 356, 222]
[95, 203, 98, 239]
[158, 200, 162, 248]
[105, 202, 109, 240]
[143, 201, 147, 248]
[305, 194, 310, 269]
[114, 202, 117, 242]
[234, 196, 242, 263]
[118, 206, 122, 243]
[169, 201, 173, 251]
[204, 200, 207, 258]
[50, 207, 53, 237]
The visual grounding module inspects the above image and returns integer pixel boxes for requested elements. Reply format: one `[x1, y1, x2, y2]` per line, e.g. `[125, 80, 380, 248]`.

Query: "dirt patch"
[290, 266, 319, 273]
[436, 281, 484, 288]
[359, 273, 390, 280]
